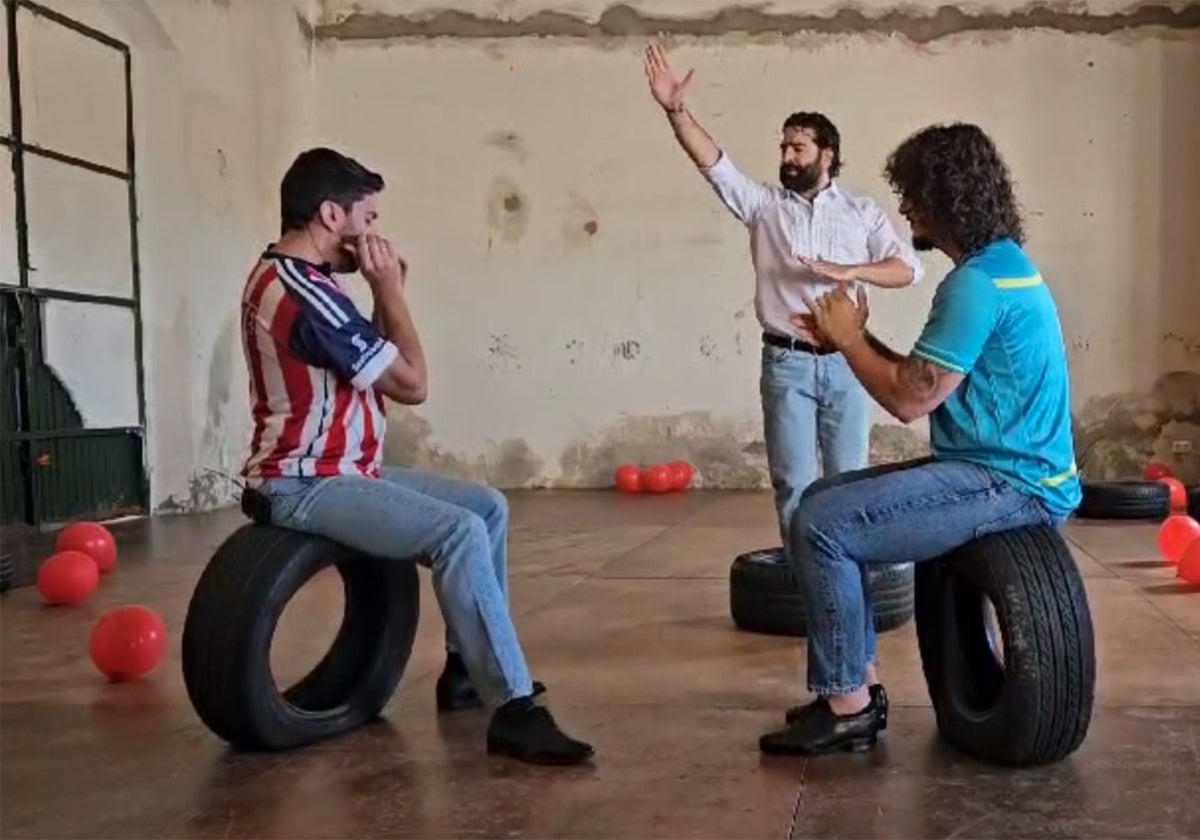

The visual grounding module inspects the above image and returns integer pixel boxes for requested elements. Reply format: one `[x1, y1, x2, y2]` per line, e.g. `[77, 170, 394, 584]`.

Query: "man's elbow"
[886, 391, 931, 424]
[892, 404, 926, 425]
[374, 366, 428, 405]
[393, 375, 428, 405]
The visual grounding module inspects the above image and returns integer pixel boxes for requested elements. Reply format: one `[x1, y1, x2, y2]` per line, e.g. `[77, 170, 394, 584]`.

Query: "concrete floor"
[1, 489, 1199, 839]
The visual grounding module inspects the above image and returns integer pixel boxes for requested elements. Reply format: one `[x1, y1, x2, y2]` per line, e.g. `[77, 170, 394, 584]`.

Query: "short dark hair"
[883, 123, 1024, 255]
[782, 111, 842, 177]
[279, 147, 384, 234]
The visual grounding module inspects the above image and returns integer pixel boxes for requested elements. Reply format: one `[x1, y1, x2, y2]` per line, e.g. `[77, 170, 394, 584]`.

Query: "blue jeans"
[788, 456, 1064, 696]
[256, 466, 534, 709]
[760, 344, 869, 550]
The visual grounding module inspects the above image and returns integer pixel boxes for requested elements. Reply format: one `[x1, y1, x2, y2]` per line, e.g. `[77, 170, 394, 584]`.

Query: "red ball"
[615, 464, 643, 494]
[56, 521, 117, 574]
[1156, 477, 1188, 512]
[1144, 461, 1173, 481]
[642, 464, 674, 494]
[89, 605, 168, 682]
[37, 550, 100, 605]
[1158, 514, 1200, 565]
[668, 461, 695, 491]
[1178, 539, 1200, 584]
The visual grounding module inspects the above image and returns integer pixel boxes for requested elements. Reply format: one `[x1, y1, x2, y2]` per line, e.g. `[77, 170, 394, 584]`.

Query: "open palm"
[644, 42, 695, 110]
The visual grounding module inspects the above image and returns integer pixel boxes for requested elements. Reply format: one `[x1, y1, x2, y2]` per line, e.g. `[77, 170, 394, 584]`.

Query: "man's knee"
[788, 489, 840, 557]
[440, 508, 491, 556]
[799, 473, 839, 503]
[481, 485, 509, 522]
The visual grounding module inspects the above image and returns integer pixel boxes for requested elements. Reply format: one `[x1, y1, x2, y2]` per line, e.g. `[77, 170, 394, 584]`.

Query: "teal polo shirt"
[912, 238, 1081, 517]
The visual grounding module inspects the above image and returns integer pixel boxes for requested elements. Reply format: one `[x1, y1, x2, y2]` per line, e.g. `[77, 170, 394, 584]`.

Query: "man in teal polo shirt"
[758, 122, 1082, 757]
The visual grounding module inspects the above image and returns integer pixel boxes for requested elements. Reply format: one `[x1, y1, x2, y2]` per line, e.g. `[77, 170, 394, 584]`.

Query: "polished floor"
[2, 489, 1199, 839]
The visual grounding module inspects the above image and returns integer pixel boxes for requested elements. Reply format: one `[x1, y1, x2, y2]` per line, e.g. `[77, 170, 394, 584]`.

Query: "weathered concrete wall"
[9, 0, 1196, 515]
[3, 0, 316, 512]
[310, 1, 1200, 487]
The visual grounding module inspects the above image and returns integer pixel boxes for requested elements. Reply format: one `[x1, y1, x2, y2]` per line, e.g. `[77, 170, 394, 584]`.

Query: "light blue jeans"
[256, 467, 534, 709]
[788, 455, 1065, 696]
[760, 343, 870, 548]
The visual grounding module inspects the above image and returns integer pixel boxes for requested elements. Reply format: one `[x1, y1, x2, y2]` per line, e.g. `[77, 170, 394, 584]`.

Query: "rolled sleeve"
[864, 201, 924, 285]
[700, 151, 770, 225]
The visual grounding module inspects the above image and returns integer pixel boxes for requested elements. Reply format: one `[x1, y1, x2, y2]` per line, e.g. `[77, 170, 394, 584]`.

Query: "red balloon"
[37, 550, 100, 605]
[668, 461, 695, 491]
[1144, 461, 1173, 481]
[1177, 539, 1200, 584]
[1156, 477, 1188, 512]
[89, 605, 168, 682]
[57, 521, 117, 574]
[642, 464, 674, 494]
[1158, 514, 1200, 564]
[615, 464, 643, 494]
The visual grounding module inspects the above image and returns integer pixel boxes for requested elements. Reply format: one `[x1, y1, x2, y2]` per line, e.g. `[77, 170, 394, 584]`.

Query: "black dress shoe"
[785, 683, 888, 730]
[760, 694, 883, 756]
[435, 653, 545, 712]
[486, 698, 594, 766]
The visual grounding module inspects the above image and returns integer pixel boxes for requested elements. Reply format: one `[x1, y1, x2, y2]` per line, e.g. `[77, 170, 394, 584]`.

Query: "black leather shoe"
[786, 683, 888, 730]
[760, 695, 883, 756]
[486, 698, 594, 765]
[436, 654, 545, 712]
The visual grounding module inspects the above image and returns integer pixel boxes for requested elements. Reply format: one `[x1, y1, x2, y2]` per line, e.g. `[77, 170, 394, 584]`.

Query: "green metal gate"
[1, 0, 146, 529]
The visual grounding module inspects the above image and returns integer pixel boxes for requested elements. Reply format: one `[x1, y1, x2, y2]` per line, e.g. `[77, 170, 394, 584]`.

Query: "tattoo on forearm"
[899, 356, 940, 398]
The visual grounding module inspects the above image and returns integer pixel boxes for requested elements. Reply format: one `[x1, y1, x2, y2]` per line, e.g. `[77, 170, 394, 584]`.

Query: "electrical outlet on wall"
[1172, 440, 1193, 454]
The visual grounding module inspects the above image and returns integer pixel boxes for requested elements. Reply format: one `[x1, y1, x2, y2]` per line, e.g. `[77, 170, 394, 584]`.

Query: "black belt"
[762, 332, 837, 355]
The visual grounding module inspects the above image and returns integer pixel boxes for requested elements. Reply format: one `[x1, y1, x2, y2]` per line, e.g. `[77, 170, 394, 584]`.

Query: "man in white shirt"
[644, 43, 923, 556]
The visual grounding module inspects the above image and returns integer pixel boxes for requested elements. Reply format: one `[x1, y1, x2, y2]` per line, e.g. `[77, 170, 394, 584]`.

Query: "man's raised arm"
[644, 42, 767, 224]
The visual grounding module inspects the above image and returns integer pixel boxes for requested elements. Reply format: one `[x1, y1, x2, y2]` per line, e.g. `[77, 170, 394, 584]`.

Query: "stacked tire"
[729, 547, 914, 637]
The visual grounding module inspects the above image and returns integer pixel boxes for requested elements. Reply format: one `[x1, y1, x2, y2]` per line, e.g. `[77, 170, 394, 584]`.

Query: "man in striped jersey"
[757, 124, 1081, 757]
[238, 147, 593, 766]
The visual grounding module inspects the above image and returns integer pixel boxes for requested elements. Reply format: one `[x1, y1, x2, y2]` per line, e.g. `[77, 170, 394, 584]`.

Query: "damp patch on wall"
[1074, 370, 1200, 484]
[383, 407, 547, 486]
[309, 3, 1200, 44]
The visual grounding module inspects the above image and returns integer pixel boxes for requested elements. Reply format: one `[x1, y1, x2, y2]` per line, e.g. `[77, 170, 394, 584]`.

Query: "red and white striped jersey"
[239, 249, 399, 487]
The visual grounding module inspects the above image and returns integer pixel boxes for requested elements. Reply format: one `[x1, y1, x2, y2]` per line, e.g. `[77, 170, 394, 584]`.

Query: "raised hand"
[643, 42, 695, 111]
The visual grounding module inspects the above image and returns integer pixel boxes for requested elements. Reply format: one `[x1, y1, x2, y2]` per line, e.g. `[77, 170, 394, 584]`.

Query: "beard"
[912, 235, 935, 252]
[330, 236, 360, 273]
[779, 161, 823, 194]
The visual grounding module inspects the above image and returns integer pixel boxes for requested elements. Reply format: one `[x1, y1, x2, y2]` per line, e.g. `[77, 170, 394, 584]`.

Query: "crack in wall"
[310, 2, 1200, 43]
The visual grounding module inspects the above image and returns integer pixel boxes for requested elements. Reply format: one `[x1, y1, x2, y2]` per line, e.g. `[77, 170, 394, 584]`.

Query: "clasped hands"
[345, 233, 408, 291]
[792, 282, 870, 351]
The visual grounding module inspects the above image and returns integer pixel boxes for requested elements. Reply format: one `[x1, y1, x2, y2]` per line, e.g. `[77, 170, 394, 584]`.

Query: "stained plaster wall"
[6, 1, 1197, 515]
[309, 0, 1200, 489]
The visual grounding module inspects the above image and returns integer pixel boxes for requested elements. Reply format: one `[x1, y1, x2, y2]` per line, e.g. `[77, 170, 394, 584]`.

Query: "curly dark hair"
[883, 123, 1024, 255]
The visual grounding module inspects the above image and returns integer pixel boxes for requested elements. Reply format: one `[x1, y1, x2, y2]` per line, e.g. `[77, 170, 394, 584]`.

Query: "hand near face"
[792, 283, 869, 350]
[346, 234, 407, 291]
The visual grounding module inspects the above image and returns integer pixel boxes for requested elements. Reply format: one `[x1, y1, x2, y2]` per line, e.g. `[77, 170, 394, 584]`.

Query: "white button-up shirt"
[701, 152, 923, 341]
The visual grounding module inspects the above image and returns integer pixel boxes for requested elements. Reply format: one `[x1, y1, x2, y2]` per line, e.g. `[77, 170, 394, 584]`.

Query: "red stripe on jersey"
[358, 390, 377, 476]
[322, 380, 355, 470]
[243, 266, 274, 463]
[267, 295, 311, 470]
